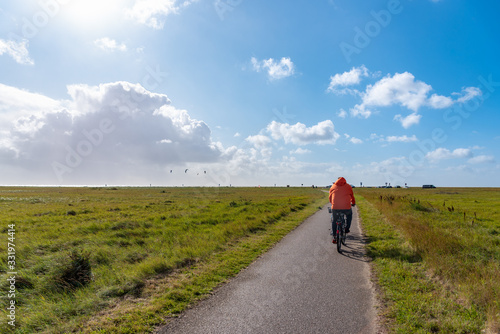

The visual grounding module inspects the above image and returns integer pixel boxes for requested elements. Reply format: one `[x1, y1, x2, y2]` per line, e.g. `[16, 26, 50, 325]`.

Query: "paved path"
[156, 205, 378, 334]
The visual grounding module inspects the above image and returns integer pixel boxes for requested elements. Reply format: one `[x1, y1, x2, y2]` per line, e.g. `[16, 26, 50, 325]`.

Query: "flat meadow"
[0, 186, 325, 333]
[2, 186, 498, 333]
[355, 187, 500, 333]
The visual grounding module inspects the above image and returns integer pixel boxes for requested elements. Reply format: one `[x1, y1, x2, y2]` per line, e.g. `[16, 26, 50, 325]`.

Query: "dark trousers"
[332, 209, 352, 230]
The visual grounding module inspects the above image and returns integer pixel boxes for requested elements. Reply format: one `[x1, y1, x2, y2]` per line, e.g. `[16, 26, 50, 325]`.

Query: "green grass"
[0, 186, 325, 333]
[355, 187, 500, 333]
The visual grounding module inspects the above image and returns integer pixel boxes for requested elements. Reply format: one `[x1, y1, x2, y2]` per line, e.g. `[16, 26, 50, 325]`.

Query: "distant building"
[422, 185, 436, 188]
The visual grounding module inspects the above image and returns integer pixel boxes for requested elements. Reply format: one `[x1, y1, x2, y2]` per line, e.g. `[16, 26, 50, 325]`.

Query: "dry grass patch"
[356, 188, 499, 333]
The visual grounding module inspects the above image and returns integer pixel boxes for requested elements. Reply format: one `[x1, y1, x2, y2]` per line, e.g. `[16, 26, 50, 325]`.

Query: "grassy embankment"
[0, 186, 325, 333]
[355, 187, 499, 333]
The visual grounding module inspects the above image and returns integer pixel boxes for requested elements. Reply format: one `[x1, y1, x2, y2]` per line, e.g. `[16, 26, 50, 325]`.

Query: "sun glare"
[60, 0, 127, 32]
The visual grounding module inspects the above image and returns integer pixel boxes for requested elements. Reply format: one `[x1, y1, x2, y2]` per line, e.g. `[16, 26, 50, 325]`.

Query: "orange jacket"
[329, 177, 356, 210]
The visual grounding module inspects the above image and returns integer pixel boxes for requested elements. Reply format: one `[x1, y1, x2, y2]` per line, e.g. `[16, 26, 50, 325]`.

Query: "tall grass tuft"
[54, 250, 92, 291]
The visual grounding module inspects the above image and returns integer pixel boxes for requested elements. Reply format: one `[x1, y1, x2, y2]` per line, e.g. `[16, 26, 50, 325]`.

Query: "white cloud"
[468, 155, 495, 164]
[358, 72, 432, 112]
[350, 104, 372, 118]
[290, 148, 311, 155]
[125, 0, 197, 29]
[451, 148, 473, 158]
[227, 135, 275, 168]
[393, 112, 422, 128]
[158, 139, 173, 144]
[426, 148, 473, 162]
[369, 133, 384, 142]
[337, 108, 348, 118]
[66, 81, 172, 116]
[0, 39, 34, 65]
[428, 94, 453, 109]
[344, 133, 362, 144]
[386, 135, 418, 143]
[349, 137, 363, 144]
[0, 82, 225, 184]
[267, 120, 340, 145]
[456, 86, 482, 103]
[250, 57, 259, 69]
[369, 134, 418, 143]
[0, 84, 62, 123]
[246, 134, 272, 148]
[94, 38, 127, 52]
[426, 148, 450, 161]
[251, 57, 295, 80]
[327, 65, 368, 93]
[340, 70, 482, 128]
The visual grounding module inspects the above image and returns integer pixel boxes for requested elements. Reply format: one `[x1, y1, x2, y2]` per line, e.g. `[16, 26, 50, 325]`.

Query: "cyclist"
[329, 177, 356, 241]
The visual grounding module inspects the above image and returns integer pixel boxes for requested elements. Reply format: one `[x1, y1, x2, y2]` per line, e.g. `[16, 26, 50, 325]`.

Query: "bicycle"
[328, 208, 347, 253]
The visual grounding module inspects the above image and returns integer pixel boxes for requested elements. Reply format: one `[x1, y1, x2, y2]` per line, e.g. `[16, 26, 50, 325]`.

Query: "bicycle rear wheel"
[342, 225, 347, 245]
[341, 215, 347, 245]
[336, 229, 342, 253]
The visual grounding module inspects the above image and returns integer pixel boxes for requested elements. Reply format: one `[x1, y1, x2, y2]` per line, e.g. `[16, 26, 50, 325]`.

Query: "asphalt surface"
[155, 205, 378, 334]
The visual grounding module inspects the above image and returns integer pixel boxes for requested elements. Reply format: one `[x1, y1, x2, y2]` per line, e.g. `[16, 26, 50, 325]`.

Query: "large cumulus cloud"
[0, 82, 225, 184]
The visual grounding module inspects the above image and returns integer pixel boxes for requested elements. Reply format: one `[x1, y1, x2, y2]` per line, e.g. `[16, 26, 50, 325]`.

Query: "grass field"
[2, 186, 498, 333]
[355, 187, 500, 333]
[0, 186, 325, 333]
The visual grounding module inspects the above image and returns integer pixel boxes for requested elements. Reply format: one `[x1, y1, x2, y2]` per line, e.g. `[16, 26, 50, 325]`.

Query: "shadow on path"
[339, 234, 371, 262]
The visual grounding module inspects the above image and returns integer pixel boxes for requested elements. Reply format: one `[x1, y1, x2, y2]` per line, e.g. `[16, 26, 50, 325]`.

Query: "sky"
[0, 0, 499, 187]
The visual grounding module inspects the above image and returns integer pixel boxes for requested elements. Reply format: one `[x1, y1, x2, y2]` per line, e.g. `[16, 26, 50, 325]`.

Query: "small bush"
[55, 250, 92, 291]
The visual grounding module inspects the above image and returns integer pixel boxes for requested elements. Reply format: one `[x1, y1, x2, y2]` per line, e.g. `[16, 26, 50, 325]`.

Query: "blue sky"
[0, 0, 499, 187]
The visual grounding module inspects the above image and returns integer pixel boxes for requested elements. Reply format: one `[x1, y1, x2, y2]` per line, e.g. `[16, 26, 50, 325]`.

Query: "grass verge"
[356, 188, 499, 333]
